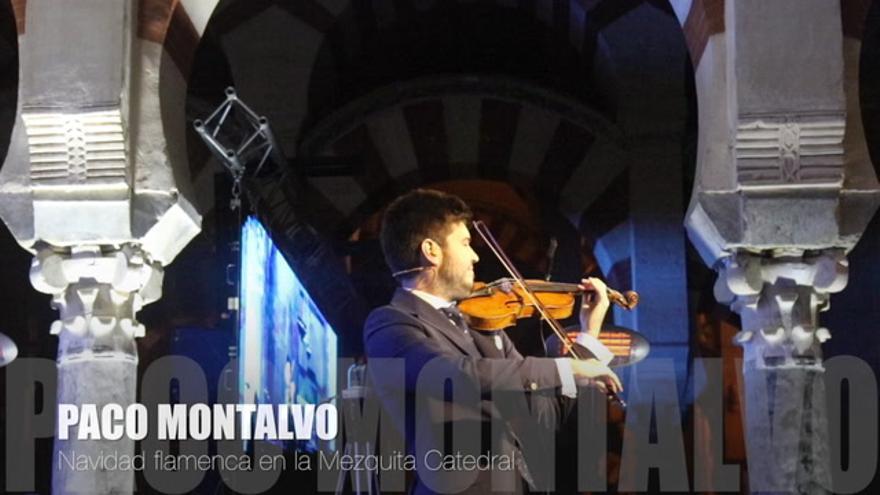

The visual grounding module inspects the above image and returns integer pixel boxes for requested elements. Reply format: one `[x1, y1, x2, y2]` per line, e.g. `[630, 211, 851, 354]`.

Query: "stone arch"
[304, 0, 620, 131]
[199, 0, 692, 232]
[200, 0, 680, 163]
[296, 74, 622, 241]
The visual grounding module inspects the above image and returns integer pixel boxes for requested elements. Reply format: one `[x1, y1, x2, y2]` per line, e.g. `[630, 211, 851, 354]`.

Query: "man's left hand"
[578, 277, 610, 337]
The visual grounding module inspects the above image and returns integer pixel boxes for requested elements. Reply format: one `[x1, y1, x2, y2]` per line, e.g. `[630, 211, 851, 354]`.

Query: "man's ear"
[420, 238, 442, 266]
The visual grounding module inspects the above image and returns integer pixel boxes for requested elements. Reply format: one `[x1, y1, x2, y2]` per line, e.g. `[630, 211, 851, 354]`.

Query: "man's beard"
[438, 261, 472, 301]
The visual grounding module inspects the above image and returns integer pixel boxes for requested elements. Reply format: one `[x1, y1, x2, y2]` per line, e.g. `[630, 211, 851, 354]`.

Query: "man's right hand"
[570, 358, 623, 394]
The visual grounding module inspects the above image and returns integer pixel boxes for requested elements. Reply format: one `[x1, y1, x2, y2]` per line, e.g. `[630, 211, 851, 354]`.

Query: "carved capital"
[29, 245, 163, 359]
[715, 250, 848, 368]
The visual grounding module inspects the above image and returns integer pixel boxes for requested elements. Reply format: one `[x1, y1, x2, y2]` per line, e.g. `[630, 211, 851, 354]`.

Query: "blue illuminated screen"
[239, 217, 337, 451]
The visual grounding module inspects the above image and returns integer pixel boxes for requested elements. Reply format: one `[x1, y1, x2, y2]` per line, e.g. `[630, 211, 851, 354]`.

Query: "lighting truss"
[193, 87, 285, 207]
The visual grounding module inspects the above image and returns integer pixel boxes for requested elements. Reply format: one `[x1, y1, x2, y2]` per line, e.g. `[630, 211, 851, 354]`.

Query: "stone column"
[0, 0, 219, 492]
[714, 252, 848, 492]
[31, 245, 162, 493]
[672, 0, 880, 492]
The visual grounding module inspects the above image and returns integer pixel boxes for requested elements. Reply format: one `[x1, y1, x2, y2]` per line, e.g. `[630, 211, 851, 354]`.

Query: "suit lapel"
[390, 288, 482, 358]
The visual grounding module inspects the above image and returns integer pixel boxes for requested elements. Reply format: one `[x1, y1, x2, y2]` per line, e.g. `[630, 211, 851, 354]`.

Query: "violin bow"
[471, 220, 585, 360]
[473, 220, 628, 408]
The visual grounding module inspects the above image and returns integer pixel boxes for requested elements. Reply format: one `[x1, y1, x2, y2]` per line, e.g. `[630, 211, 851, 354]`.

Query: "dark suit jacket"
[363, 288, 574, 494]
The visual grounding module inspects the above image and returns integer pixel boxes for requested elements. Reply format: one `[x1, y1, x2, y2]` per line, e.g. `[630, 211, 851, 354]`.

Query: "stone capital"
[29, 244, 163, 360]
[714, 250, 848, 369]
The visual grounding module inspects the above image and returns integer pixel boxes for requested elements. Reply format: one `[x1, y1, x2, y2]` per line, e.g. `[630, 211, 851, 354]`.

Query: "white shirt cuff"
[574, 333, 615, 366]
[555, 358, 577, 398]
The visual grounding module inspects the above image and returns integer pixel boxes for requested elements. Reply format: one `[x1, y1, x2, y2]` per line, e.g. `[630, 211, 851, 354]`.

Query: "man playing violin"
[363, 188, 621, 494]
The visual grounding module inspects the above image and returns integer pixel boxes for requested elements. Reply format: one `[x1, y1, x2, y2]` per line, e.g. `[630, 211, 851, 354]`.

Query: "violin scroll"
[607, 288, 639, 310]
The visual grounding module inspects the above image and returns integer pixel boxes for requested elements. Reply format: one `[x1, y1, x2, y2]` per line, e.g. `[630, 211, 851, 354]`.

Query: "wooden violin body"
[458, 279, 579, 331]
[469, 220, 635, 408]
[458, 278, 639, 332]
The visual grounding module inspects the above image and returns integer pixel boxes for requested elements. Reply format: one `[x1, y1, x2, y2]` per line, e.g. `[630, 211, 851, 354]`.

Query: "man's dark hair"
[380, 189, 472, 278]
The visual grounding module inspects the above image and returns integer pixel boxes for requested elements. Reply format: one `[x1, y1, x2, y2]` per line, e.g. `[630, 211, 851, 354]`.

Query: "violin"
[468, 220, 632, 408]
[458, 278, 639, 332]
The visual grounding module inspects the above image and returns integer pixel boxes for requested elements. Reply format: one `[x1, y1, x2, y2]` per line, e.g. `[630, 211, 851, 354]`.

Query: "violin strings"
[472, 221, 583, 360]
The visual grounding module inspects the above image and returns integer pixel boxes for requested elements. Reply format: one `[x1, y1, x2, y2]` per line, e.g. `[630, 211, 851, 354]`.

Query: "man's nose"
[471, 248, 479, 263]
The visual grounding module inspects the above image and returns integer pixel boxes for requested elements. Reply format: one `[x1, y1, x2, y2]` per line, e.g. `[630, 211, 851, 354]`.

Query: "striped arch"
[194, 0, 691, 292]
[197, 0, 691, 321]
[200, 0, 689, 220]
[211, 0, 624, 149]
[204, 0, 659, 162]
[295, 75, 623, 242]
[188, 0, 695, 368]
